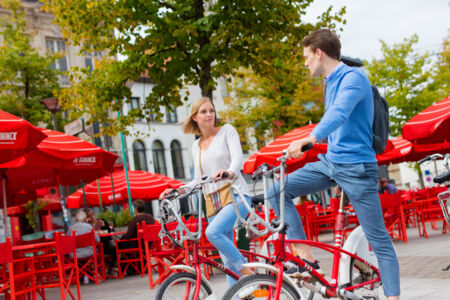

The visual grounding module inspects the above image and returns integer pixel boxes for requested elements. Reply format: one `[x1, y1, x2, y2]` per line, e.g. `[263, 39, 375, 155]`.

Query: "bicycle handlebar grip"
[418, 156, 431, 165]
[433, 171, 450, 184]
[302, 143, 314, 152]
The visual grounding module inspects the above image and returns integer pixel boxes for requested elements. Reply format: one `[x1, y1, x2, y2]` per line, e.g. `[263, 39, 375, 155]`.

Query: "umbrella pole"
[110, 173, 117, 213]
[81, 180, 87, 209]
[96, 179, 103, 210]
[1, 174, 10, 239]
[118, 111, 134, 216]
[58, 185, 70, 232]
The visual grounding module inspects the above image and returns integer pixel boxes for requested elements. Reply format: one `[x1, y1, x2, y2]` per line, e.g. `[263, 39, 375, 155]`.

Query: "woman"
[160, 97, 252, 285]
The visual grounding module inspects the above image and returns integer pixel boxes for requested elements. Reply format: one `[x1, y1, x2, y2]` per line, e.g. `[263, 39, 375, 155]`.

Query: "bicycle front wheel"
[222, 274, 300, 300]
[155, 272, 213, 300]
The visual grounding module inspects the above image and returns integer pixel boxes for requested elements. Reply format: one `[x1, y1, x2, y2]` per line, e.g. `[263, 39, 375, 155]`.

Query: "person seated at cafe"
[119, 199, 155, 249]
[379, 177, 398, 194]
[68, 210, 100, 259]
[84, 208, 117, 274]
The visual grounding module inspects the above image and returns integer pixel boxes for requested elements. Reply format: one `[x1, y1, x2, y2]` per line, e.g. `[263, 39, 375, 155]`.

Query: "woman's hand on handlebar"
[286, 135, 316, 159]
[212, 169, 234, 180]
[159, 187, 185, 200]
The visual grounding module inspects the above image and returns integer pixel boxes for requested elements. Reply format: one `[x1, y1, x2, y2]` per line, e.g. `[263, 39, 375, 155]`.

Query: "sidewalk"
[43, 223, 449, 299]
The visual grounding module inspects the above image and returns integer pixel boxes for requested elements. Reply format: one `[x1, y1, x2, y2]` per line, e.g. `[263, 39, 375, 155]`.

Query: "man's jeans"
[268, 154, 400, 296]
[205, 194, 251, 286]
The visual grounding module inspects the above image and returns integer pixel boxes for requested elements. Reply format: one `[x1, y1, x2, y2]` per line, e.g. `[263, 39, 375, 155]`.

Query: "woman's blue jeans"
[205, 194, 251, 287]
[267, 154, 400, 296]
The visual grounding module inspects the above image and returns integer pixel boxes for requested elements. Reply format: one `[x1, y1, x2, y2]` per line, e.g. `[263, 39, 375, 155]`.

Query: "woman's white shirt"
[183, 124, 250, 196]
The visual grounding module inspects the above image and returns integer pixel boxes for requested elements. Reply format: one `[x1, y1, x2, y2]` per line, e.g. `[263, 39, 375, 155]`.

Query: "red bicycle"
[155, 176, 270, 300]
[223, 150, 383, 300]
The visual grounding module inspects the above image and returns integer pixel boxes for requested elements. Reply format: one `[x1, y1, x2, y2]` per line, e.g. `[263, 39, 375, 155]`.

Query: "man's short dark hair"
[133, 199, 145, 213]
[302, 28, 341, 60]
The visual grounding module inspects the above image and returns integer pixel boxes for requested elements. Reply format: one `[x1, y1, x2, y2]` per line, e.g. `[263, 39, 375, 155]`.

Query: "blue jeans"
[268, 154, 400, 296]
[205, 194, 251, 287]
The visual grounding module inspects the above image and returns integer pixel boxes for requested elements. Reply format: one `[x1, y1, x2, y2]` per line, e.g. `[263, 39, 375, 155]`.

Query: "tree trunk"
[200, 63, 213, 99]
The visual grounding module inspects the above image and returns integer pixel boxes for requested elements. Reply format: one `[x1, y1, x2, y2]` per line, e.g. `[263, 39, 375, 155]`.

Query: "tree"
[0, 0, 61, 126]
[428, 34, 450, 98]
[43, 0, 345, 135]
[365, 35, 439, 136]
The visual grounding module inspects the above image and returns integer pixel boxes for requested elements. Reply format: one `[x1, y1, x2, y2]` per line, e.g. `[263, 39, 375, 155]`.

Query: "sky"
[303, 0, 450, 62]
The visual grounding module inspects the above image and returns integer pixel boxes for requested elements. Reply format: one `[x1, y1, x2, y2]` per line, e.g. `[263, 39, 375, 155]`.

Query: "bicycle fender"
[169, 265, 215, 296]
[242, 262, 310, 300]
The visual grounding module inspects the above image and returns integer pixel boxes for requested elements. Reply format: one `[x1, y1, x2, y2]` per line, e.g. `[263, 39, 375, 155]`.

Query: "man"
[379, 177, 398, 194]
[268, 29, 400, 299]
[120, 199, 155, 247]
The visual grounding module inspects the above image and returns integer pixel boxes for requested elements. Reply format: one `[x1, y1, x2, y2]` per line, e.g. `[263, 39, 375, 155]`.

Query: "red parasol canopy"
[243, 124, 396, 174]
[66, 169, 184, 209]
[402, 96, 450, 144]
[377, 136, 450, 165]
[243, 124, 328, 174]
[0, 110, 47, 166]
[26, 129, 118, 185]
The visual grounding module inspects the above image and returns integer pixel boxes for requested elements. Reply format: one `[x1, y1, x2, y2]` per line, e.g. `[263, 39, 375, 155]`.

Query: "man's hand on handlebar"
[286, 135, 317, 159]
[159, 187, 185, 200]
[212, 170, 233, 180]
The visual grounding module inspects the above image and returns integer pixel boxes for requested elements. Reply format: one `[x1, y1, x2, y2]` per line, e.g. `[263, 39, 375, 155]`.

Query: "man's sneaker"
[285, 259, 324, 281]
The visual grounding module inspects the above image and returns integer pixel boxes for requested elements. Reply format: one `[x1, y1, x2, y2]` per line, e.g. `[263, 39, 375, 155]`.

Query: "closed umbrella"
[402, 96, 450, 144]
[66, 170, 183, 209]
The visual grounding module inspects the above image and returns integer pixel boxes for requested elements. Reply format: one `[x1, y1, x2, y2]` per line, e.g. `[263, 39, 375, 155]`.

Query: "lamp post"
[40, 97, 70, 230]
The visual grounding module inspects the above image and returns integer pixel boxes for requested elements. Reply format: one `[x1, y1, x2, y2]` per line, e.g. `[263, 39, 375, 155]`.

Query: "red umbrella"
[66, 169, 183, 209]
[0, 111, 47, 165]
[26, 129, 118, 185]
[377, 136, 450, 165]
[243, 124, 328, 174]
[402, 96, 450, 144]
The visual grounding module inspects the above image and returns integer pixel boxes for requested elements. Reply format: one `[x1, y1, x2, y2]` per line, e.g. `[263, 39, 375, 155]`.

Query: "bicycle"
[418, 153, 450, 271]
[223, 147, 384, 300]
[155, 175, 270, 300]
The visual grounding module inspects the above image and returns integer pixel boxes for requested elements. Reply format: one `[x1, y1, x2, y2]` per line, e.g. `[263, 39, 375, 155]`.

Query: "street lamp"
[40, 97, 61, 131]
[40, 97, 69, 230]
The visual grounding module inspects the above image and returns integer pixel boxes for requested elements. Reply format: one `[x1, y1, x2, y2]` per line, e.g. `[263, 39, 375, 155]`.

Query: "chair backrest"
[141, 223, 163, 243]
[0, 238, 13, 264]
[380, 192, 402, 210]
[74, 230, 96, 249]
[56, 233, 77, 256]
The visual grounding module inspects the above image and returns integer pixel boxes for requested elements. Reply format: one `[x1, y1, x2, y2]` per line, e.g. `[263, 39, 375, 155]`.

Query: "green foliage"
[42, 0, 344, 136]
[24, 199, 48, 230]
[0, 0, 61, 126]
[365, 35, 445, 136]
[98, 208, 132, 227]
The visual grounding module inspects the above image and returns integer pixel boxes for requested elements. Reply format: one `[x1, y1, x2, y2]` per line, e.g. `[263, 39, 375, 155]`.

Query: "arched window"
[132, 140, 147, 171]
[170, 140, 185, 178]
[152, 140, 167, 175]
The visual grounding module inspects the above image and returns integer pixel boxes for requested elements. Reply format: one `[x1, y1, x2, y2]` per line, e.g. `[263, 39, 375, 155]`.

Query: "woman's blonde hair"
[182, 97, 217, 135]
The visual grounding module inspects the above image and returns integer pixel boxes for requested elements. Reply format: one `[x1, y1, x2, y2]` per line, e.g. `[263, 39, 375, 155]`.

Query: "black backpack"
[371, 85, 390, 154]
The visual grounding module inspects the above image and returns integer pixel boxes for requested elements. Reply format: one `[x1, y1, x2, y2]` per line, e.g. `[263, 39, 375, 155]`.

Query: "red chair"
[414, 196, 449, 238]
[72, 229, 105, 284]
[380, 193, 408, 243]
[0, 238, 36, 300]
[115, 224, 145, 279]
[142, 222, 185, 289]
[34, 233, 81, 300]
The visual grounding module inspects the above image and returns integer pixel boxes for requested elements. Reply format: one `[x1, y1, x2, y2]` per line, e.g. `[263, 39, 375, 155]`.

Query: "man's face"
[303, 46, 321, 77]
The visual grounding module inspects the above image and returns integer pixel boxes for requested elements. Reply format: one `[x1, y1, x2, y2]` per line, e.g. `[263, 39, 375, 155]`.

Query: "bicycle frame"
[233, 154, 381, 300]
[159, 185, 270, 299]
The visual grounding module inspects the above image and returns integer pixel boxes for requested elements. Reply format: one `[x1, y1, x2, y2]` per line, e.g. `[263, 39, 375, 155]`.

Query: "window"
[127, 97, 141, 121]
[45, 38, 68, 71]
[84, 48, 102, 74]
[152, 140, 167, 175]
[170, 140, 185, 179]
[166, 106, 178, 123]
[133, 140, 148, 171]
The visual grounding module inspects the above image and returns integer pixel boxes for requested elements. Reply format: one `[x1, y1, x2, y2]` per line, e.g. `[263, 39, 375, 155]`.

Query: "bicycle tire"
[155, 272, 213, 300]
[348, 257, 383, 299]
[222, 273, 303, 300]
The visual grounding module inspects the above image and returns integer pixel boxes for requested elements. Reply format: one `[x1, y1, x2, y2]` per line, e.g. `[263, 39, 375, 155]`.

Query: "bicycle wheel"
[222, 273, 302, 300]
[349, 258, 384, 299]
[155, 272, 213, 300]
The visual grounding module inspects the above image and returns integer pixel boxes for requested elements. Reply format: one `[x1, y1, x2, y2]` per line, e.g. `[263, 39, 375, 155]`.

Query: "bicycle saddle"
[434, 171, 450, 184]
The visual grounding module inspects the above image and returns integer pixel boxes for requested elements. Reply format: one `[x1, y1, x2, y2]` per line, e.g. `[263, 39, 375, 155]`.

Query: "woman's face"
[193, 101, 216, 129]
